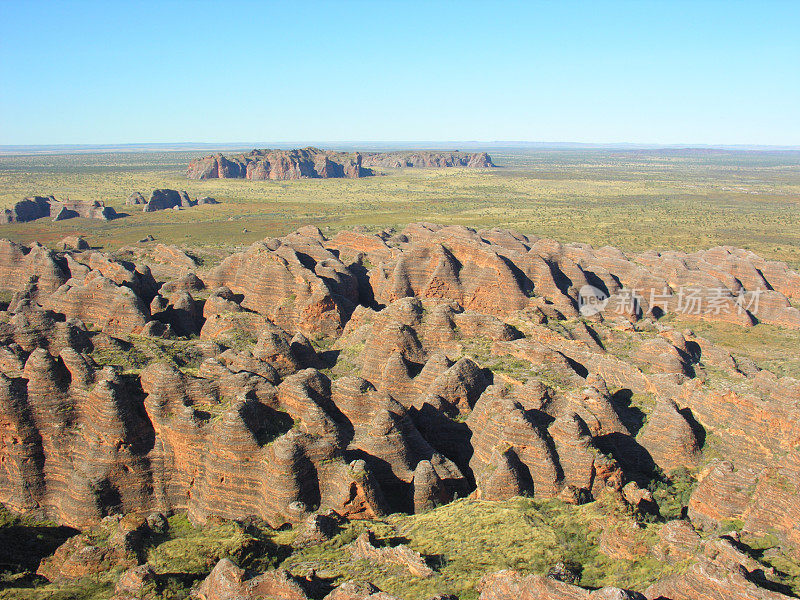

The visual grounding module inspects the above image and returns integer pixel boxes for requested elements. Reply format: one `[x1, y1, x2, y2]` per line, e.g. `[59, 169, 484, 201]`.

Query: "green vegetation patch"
[283, 497, 685, 599]
[1, 149, 799, 269]
[88, 334, 204, 375]
[664, 316, 800, 380]
[0, 510, 288, 600]
[740, 532, 800, 596]
[648, 468, 698, 521]
[146, 513, 282, 576]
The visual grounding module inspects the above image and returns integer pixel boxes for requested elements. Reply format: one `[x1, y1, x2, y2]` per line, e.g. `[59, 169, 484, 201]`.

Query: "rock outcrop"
[51, 199, 118, 221]
[361, 150, 495, 169]
[478, 571, 645, 600]
[1, 196, 118, 223]
[204, 227, 359, 336]
[143, 189, 193, 212]
[349, 530, 434, 578]
[1, 196, 56, 223]
[196, 559, 312, 600]
[60, 236, 90, 251]
[1, 223, 800, 594]
[126, 192, 147, 206]
[186, 148, 371, 180]
[186, 148, 497, 180]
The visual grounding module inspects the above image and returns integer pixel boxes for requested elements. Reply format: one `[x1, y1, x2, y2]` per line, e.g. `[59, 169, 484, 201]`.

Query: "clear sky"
[1, 0, 798, 146]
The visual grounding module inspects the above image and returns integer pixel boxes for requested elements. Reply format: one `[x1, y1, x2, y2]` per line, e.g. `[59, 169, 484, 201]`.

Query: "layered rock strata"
[186, 148, 371, 180]
[0, 223, 798, 573]
[360, 150, 495, 169]
[186, 148, 497, 180]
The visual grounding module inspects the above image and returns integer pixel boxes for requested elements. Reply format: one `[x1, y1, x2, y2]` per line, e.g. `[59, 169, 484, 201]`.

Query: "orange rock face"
[478, 571, 645, 599]
[186, 148, 372, 180]
[1, 223, 800, 593]
[195, 558, 312, 600]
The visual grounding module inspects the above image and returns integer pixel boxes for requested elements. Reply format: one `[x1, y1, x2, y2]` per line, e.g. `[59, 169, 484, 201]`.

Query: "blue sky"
[1, 0, 798, 145]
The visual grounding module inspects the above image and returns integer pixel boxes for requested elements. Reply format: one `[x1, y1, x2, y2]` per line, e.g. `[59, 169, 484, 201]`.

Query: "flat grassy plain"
[1, 148, 799, 268]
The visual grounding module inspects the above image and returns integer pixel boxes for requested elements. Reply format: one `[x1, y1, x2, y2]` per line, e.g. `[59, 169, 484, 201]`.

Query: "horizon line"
[2, 140, 800, 156]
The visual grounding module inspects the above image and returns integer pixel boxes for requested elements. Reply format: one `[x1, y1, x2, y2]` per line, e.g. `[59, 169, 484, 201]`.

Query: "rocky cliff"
[1, 223, 799, 599]
[360, 151, 495, 169]
[1, 196, 118, 223]
[186, 148, 497, 180]
[186, 148, 372, 180]
[124, 189, 220, 212]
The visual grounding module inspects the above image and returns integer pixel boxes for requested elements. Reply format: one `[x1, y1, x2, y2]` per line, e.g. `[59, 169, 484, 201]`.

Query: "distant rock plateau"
[186, 147, 495, 180]
[361, 150, 495, 169]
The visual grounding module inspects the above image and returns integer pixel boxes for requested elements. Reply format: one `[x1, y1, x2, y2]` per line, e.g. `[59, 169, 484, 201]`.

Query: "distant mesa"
[186, 147, 371, 180]
[1, 195, 119, 224]
[186, 147, 495, 180]
[360, 150, 495, 169]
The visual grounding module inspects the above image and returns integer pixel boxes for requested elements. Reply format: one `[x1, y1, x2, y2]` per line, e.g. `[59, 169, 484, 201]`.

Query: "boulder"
[60, 235, 90, 251]
[143, 189, 194, 212]
[477, 571, 645, 599]
[349, 530, 434, 578]
[195, 558, 311, 600]
[126, 191, 147, 205]
[0, 195, 54, 223]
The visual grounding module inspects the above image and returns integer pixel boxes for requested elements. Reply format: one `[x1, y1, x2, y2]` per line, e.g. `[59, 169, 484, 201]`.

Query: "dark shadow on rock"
[594, 431, 656, 486]
[610, 388, 647, 436]
[344, 449, 413, 514]
[677, 406, 706, 449]
[0, 523, 79, 575]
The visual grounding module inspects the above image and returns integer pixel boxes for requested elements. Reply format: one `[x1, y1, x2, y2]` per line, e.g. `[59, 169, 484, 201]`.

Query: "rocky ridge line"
[0, 223, 799, 599]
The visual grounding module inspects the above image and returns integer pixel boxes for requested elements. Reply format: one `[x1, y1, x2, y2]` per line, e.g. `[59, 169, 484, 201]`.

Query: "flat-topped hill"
[361, 150, 495, 169]
[186, 147, 371, 180]
[186, 147, 496, 180]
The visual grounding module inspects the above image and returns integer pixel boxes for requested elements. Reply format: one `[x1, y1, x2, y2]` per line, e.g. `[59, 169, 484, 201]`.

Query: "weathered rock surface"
[1, 195, 55, 223]
[1, 196, 118, 223]
[361, 150, 495, 169]
[60, 235, 90, 251]
[187, 147, 371, 180]
[0, 239, 70, 297]
[478, 571, 645, 599]
[187, 148, 497, 180]
[322, 581, 401, 600]
[644, 557, 796, 599]
[205, 228, 359, 336]
[195, 558, 312, 600]
[1, 223, 800, 595]
[51, 199, 119, 221]
[350, 530, 434, 578]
